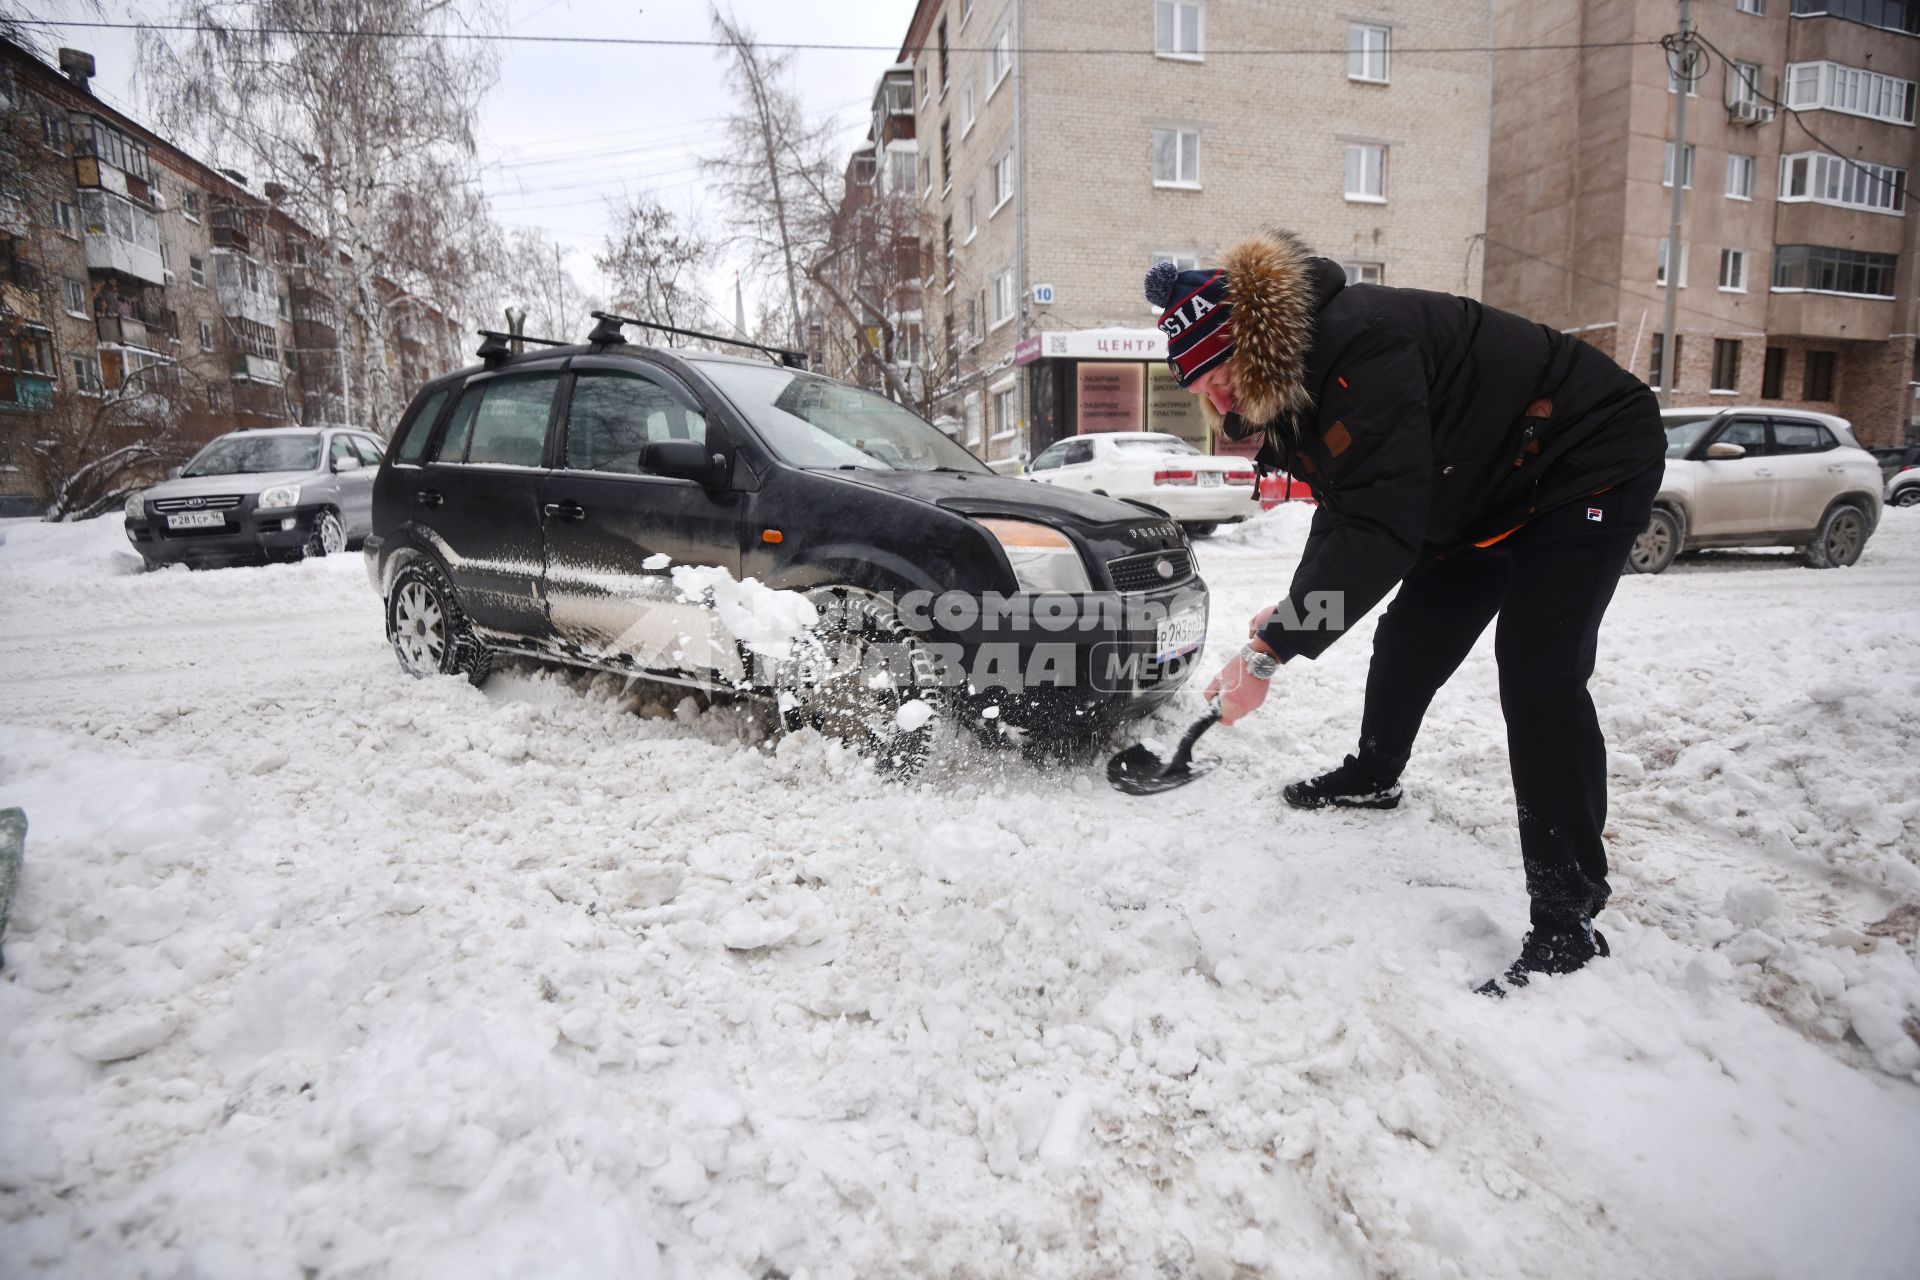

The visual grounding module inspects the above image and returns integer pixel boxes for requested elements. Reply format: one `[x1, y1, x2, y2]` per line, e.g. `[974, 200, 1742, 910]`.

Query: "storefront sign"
[1034, 329, 1168, 361]
[1013, 335, 1043, 366]
[1077, 362, 1144, 433]
[1147, 364, 1206, 449]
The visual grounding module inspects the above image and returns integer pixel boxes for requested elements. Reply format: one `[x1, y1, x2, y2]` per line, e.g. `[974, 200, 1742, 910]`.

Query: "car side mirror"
[641, 439, 726, 488]
[333, 454, 363, 473]
[167, 466, 183, 479]
[1705, 442, 1746, 460]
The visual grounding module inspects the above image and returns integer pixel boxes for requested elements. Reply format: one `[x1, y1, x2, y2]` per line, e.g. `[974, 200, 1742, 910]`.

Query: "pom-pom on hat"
[1145, 260, 1234, 388]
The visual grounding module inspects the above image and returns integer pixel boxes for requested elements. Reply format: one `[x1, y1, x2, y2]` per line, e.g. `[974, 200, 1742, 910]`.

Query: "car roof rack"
[476, 329, 571, 368]
[585, 310, 808, 370]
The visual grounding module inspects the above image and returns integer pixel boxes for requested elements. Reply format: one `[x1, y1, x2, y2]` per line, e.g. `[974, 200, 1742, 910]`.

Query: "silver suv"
[124, 427, 384, 569]
[1629, 408, 1884, 574]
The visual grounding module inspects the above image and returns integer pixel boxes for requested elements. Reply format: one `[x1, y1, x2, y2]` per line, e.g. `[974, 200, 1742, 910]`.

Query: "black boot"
[1282, 755, 1402, 811]
[1477, 920, 1609, 997]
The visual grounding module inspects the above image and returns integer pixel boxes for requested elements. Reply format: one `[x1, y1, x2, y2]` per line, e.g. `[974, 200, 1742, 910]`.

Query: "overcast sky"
[26, 0, 923, 335]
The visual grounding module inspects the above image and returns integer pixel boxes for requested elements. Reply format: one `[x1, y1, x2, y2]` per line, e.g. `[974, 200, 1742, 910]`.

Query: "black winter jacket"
[1210, 233, 1666, 661]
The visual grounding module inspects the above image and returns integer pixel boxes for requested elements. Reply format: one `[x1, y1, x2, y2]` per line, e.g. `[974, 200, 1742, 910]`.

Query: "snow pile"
[669, 564, 819, 658]
[1, 512, 1918, 1278]
[1205, 499, 1316, 553]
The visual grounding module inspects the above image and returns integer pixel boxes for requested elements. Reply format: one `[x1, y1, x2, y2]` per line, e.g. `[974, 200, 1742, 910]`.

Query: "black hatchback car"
[364, 321, 1209, 755]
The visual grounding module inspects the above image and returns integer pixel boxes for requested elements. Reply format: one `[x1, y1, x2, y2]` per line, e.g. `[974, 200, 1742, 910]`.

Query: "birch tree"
[139, 0, 498, 431]
[595, 196, 711, 342]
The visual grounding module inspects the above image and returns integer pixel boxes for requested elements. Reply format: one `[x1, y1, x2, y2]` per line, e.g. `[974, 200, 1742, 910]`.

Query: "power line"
[1480, 235, 1765, 336]
[19, 19, 1657, 58]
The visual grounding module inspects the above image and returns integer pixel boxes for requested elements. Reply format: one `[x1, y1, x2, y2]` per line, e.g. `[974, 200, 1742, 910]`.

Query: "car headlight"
[257, 484, 301, 510]
[124, 492, 144, 520]
[977, 517, 1093, 593]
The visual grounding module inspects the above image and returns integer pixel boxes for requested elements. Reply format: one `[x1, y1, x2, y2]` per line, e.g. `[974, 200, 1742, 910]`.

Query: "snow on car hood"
[817, 467, 1178, 536]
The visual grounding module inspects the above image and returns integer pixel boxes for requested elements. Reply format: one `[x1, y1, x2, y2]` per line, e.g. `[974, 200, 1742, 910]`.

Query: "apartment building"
[873, 0, 1492, 470]
[1487, 0, 1919, 446]
[0, 38, 460, 514]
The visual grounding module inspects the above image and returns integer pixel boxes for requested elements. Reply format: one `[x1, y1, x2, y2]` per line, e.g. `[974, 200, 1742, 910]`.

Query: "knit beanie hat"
[1144, 260, 1233, 387]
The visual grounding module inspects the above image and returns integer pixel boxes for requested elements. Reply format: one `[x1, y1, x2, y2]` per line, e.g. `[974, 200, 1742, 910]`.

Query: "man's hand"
[1247, 604, 1278, 640]
[1203, 638, 1280, 726]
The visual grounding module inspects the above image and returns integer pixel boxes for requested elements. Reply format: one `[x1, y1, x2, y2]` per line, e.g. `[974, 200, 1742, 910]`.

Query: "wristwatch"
[1240, 644, 1279, 680]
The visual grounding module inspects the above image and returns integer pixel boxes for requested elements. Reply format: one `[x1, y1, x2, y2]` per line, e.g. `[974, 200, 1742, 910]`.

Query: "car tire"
[1892, 487, 1920, 508]
[774, 586, 942, 777]
[1183, 522, 1218, 538]
[1803, 502, 1869, 569]
[1627, 507, 1682, 575]
[304, 509, 346, 559]
[387, 560, 492, 686]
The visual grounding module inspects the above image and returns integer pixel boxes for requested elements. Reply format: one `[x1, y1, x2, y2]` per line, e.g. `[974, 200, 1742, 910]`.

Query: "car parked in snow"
[1876, 444, 1920, 507]
[1628, 407, 1883, 574]
[1025, 432, 1258, 536]
[124, 427, 384, 569]
[364, 318, 1209, 759]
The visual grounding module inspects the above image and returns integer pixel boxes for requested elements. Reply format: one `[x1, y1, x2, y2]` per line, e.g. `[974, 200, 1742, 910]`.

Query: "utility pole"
[1658, 0, 1696, 408]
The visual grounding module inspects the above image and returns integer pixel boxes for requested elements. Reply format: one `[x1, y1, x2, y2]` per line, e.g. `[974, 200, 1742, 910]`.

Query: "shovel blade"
[1106, 742, 1212, 795]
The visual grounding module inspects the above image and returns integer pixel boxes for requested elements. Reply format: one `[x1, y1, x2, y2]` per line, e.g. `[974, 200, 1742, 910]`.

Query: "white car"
[1629, 407, 1884, 574]
[1026, 432, 1259, 535]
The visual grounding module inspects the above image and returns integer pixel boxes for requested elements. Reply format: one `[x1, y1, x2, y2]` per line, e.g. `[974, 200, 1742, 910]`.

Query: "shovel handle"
[1164, 703, 1222, 773]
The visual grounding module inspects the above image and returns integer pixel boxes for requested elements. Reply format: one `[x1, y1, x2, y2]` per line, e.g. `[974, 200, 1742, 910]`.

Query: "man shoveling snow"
[1145, 231, 1665, 994]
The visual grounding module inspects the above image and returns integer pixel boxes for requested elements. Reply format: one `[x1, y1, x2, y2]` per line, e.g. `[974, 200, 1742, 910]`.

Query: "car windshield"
[184, 434, 322, 476]
[694, 361, 989, 473]
[1113, 436, 1200, 456]
[1662, 415, 1717, 459]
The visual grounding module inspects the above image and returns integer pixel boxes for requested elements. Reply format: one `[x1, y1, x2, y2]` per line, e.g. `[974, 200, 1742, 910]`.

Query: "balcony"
[0, 369, 55, 411]
[83, 233, 164, 286]
[97, 313, 160, 351]
[212, 250, 278, 326]
[231, 352, 283, 385]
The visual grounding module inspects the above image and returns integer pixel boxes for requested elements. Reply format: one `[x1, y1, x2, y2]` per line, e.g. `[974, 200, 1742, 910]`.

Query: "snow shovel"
[1106, 701, 1221, 795]
[0, 808, 23, 971]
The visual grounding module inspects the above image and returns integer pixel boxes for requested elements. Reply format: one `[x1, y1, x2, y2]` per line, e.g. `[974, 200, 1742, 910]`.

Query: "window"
[992, 150, 1016, 208]
[350, 435, 386, 466]
[1787, 1, 1919, 35]
[1772, 420, 1836, 453]
[64, 277, 87, 315]
[1719, 248, 1748, 292]
[438, 372, 560, 466]
[1737, 0, 1765, 13]
[991, 24, 1012, 87]
[962, 80, 976, 134]
[1726, 153, 1755, 199]
[943, 215, 954, 284]
[394, 392, 451, 464]
[992, 269, 1016, 327]
[1649, 333, 1683, 387]
[53, 200, 78, 238]
[1662, 143, 1695, 189]
[1784, 61, 1916, 125]
[992, 384, 1017, 437]
[922, 153, 933, 199]
[1778, 153, 1906, 214]
[564, 371, 708, 474]
[1728, 61, 1763, 110]
[1656, 238, 1689, 286]
[198, 320, 214, 351]
[40, 108, 66, 152]
[1669, 52, 1701, 96]
[181, 190, 201, 221]
[1156, 2, 1202, 58]
[1771, 244, 1898, 297]
[961, 0, 973, 24]
[190, 256, 205, 287]
[328, 436, 360, 472]
[1762, 346, 1787, 399]
[964, 294, 979, 343]
[1345, 144, 1386, 201]
[965, 192, 979, 238]
[937, 19, 949, 92]
[1343, 262, 1384, 285]
[206, 385, 224, 414]
[1718, 418, 1769, 453]
[940, 120, 952, 192]
[887, 148, 914, 193]
[1150, 129, 1199, 188]
[973, 287, 986, 342]
[1349, 23, 1390, 83]
[1803, 351, 1836, 401]
[1030, 442, 1066, 471]
[1712, 340, 1741, 391]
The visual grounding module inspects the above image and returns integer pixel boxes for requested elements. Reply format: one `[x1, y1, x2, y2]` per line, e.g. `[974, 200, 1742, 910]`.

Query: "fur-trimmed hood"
[1208, 230, 1338, 431]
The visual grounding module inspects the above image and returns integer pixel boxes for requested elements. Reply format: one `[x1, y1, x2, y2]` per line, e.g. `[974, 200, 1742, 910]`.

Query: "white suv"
[1629, 408, 1884, 574]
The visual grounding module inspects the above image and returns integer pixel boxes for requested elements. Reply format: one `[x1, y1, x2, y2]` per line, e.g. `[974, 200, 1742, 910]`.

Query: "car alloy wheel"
[1628, 508, 1680, 575]
[307, 510, 345, 558]
[1893, 488, 1920, 508]
[1807, 505, 1866, 569]
[393, 579, 448, 675]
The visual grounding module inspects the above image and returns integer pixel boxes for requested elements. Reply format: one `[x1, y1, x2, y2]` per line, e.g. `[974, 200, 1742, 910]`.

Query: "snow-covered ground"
[2, 509, 1917, 1279]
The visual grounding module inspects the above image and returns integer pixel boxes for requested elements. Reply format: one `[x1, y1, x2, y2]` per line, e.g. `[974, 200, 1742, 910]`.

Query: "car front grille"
[153, 495, 244, 512]
[1107, 547, 1195, 593]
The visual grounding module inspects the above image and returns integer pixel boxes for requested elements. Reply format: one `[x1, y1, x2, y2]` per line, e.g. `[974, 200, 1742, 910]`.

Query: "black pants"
[1352, 468, 1660, 929]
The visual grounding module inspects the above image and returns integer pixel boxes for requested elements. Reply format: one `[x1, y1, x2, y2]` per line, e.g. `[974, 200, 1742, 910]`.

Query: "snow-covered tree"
[594, 196, 711, 345]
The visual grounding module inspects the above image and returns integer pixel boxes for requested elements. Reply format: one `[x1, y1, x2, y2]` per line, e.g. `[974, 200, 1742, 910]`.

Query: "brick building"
[876, 0, 1494, 471]
[0, 37, 461, 515]
[1486, 0, 1919, 446]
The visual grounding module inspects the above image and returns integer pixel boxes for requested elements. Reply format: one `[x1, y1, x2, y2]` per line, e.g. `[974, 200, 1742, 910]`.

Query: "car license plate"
[1199, 471, 1223, 486]
[166, 511, 224, 529]
[1155, 606, 1205, 662]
